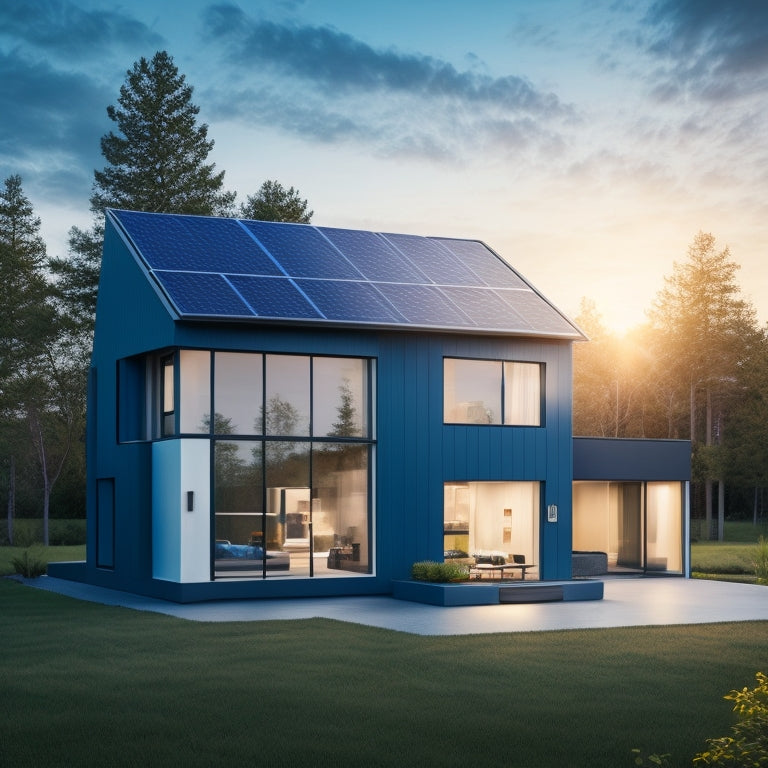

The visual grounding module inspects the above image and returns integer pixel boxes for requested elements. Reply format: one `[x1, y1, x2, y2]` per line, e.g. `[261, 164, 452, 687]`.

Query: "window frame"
[443, 356, 544, 427]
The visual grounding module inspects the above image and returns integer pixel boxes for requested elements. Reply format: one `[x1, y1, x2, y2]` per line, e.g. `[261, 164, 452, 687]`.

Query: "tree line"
[573, 232, 768, 539]
[1, 51, 313, 544]
[3, 51, 764, 546]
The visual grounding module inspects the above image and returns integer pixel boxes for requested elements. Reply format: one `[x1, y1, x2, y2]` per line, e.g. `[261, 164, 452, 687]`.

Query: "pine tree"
[648, 231, 760, 538]
[240, 180, 313, 223]
[50, 50, 236, 330]
[0, 175, 65, 545]
[92, 51, 234, 215]
[0, 175, 54, 397]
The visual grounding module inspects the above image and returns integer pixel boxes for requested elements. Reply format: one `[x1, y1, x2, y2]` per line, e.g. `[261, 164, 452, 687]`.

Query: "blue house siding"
[51, 211, 585, 601]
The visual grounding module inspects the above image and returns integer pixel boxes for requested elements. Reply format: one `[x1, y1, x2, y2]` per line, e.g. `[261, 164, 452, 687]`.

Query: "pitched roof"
[108, 209, 583, 339]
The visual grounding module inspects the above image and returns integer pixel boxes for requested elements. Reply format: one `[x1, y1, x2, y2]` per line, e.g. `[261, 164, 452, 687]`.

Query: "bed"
[214, 540, 290, 572]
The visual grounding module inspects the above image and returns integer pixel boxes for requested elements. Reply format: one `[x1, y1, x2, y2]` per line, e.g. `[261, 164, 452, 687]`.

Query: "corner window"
[161, 354, 175, 437]
[444, 358, 542, 426]
[179, 350, 211, 434]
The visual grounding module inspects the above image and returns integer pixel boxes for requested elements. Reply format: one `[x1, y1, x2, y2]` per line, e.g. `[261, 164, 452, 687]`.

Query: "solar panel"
[108, 209, 582, 338]
[226, 275, 322, 320]
[241, 220, 362, 280]
[153, 271, 253, 317]
[431, 238, 529, 288]
[439, 286, 533, 332]
[112, 210, 282, 275]
[373, 283, 476, 327]
[295, 279, 406, 324]
[493, 289, 579, 335]
[382, 233, 482, 286]
[317, 227, 427, 283]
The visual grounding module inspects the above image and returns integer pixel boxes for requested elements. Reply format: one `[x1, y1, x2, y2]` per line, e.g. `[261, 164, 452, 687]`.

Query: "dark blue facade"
[50, 212, 584, 602]
[573, 437, 691, 482]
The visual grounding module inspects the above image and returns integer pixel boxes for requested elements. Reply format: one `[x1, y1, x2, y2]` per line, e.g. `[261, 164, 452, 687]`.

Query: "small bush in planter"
[12, 548, 48, 578]
[411, 561, 470, 582]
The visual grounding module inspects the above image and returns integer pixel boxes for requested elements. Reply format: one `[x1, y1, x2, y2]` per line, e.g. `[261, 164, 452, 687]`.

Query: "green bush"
[411, 560, 470, 582]
[692, 671, 768, 766]
[11, 547, 48, 578]
[751, 537, 768, 585]
[49, 520, 87, 546]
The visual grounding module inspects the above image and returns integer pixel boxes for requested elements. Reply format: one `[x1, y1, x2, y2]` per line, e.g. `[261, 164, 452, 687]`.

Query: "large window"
[444, 481, 540, 579]
[155, 350, 374, 580]
[572, 481, 683, 574]
[444, 358, 542, 426]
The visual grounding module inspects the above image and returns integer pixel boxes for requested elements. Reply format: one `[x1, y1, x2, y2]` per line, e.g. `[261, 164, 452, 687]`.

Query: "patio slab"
[16, 575, 768, 636]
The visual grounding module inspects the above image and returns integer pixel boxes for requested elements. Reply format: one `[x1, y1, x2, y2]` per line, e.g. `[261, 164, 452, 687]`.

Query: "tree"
[0, 175, 57, 544]
[23, 352, 85, 546]
[0, 175, 54, 387]
[50, 50, 236, 331]
[719, 330, 768, 521]
[329, 379, 360, 438]
[239, 180, 313, 223]
[572, 299, 650, 437]
[647, 232, 760, 538]
[0, 175, 83, 545]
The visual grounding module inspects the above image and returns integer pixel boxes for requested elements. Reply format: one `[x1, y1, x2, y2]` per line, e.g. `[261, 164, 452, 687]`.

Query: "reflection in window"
[214, 352, 263, 435]
[313, 357, 368, 437]
[159, 349, 373, 580]
[444, 358, 500, 424]
[313, 443, 370, 573]
[180, 350, 211, 433]
[265, 355, 309, 436]
[214, 441, 267, 578]
[444, 357, 542, 426]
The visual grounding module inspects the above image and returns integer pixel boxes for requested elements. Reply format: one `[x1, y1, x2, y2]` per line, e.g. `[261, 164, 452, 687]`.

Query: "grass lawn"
[1, 579, 766, 768]
[0, 545, 85, 577]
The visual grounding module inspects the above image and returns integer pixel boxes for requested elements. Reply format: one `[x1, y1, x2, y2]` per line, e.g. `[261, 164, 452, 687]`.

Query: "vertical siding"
[378, 333, 574, 581]
[88, 217, 576, 596]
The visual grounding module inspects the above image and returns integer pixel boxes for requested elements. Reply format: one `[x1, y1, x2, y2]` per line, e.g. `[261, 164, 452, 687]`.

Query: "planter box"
[391, 579, 603, 606]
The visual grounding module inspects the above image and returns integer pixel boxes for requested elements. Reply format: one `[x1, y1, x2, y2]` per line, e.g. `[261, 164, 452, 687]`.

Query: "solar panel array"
[108, 209, 581, 338]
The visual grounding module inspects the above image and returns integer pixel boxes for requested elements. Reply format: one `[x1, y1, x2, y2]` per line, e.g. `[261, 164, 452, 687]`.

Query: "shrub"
[692, 671, 768, 766]
[12, 524, 40, 548]
[751, 537, 768, 585]
[49, 520, 87, 546]
[11, 548, 48, 578]
[411, 561, 470, 582]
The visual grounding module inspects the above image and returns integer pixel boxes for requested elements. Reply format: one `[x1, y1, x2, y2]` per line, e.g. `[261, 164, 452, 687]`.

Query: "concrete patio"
[19, 575, 768, 636]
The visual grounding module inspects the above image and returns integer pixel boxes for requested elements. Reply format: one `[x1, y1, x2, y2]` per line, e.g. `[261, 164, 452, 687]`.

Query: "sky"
[2, 0, 768, 333]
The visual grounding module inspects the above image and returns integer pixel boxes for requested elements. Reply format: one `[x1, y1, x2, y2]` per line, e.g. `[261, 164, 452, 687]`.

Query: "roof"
[107, 208, 584, 339]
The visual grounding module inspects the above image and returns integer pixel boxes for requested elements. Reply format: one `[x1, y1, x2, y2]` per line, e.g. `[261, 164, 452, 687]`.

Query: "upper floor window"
[148, 349, 372, 440]
[443, 357, 542, 426]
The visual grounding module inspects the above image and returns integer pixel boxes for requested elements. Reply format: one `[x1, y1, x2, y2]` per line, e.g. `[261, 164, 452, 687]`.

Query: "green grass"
[690, 521, 768, 582]
[722, 520, 768, 542]
[0, 545, 85, 577]
[0, 579, 766, 768]
[690, 542, 758, 575]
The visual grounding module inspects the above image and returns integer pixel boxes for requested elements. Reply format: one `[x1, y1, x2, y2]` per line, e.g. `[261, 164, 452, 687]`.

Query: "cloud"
[204, 5, 566, 115]
[200, 3, 573, 162]
[0, 50, 108, 194]
[0, 0, 164, 60]
[642, 0, 768, 101]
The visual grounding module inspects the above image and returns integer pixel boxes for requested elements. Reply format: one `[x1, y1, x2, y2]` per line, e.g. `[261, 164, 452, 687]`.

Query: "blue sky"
[2, 0, 768, 331]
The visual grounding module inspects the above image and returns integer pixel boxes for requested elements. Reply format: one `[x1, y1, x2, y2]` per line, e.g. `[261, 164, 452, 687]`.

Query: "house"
[49, 209, 690, 603]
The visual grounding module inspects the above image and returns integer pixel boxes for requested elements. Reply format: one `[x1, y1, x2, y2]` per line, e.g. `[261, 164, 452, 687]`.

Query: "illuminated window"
[444, 358, 542, 426]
